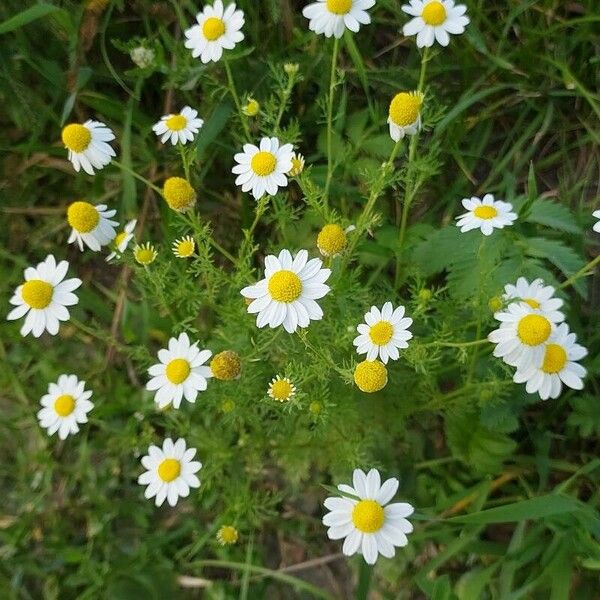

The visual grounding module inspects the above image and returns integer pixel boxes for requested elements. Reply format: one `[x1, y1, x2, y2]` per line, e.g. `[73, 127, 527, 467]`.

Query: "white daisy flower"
[184, 0, 244, 64]
[402, 0, 469, 48]
[387, 91, 424, 142]
[488, 304, 555, 370]
[232, 137, 294, 200]
[37, 374, 94, 440]
[240, 249, 331, 333]
[106, 219, 137, 262]
[7, 255, 81, 338]
[67, 201, 118, 252]
[302, 0, 375, 39]
[502, 277, 564, 323]
[353, 302, 413, 364]
[61, 120, 116, 175]
[152, 106, 204, 145]
[172, 236, 196, 258]
[138, 438, 202, 507]
[455, 194, 517, 236]
[593, 210, 600, 233]
[146, 332, 212, 409]
[514, 323, 587, 401]
[323, 468, 414, 565]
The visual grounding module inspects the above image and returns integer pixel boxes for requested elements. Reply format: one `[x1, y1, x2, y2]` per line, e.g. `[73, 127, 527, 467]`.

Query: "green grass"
[1, 0, 599, 598]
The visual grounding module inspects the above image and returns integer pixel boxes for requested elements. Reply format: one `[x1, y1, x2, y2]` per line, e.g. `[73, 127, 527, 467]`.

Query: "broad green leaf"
[0, 4, 62, 34]
[524, 199, 581, 234]
[446, 494, 581, 524]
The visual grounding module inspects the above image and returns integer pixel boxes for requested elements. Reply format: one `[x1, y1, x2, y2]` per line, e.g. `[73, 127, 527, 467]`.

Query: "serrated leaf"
[567, 396, 600, 438]
[524, 199, 581, 234]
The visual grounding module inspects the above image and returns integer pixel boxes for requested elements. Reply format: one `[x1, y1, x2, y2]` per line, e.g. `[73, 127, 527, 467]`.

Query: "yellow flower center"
[354, 360, 388, 393]
[163, 177, 196, 212]
[114, 231, 127, 247]
[203, 16, 225, 40]
[21, 280, 53, 309]
[135, 246, 156, 265]
[217, 525, 239, 544]
[422, 1, 447, 25]
[243, 99, 260, 117]
[61, 123, 92, 152]
[523, 298, 540, 309]
[369, 321, 394, 345]
[54, 394, 75, 417]
[326, 0, 352, 15]
[270, 379, 293, 401]
[268, 270, 302, 303]
[158, 458, 181, 482]
[289, 157, 304, 176]
[473, 205, 498, 219]
[317, 224, 347, 256]
[165, 114, 187, 131]
[67, 201, 99, 233]
[175, 239, 195, 257]
[165, 358, 191, 384]
[210, 350, 242, 381]
[517, 314, 551, 346]
[352, 500, 385, 533]
[542, 343, 568, 374]
[251, 151, 277, 176]
[389, 92, 423, 127]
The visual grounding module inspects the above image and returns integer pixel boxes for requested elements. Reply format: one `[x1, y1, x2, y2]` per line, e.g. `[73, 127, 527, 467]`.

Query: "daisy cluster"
[6, 0, 597, 569]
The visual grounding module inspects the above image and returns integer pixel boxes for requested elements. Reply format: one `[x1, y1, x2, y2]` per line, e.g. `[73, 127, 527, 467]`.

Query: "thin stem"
[428, 338, 489, 348]
[559, 253, 600, 290]
[224, 59, 251, 140]
[112, 159, 162, 194]
[178, 144, 191, 181]
[394, 47, 430, 286]
[273, 72, 296, 133]
[323, 36, 340, 204]
[180, 212, 238, 265]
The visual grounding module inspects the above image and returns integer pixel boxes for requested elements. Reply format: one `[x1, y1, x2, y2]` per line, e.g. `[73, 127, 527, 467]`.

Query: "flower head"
[354, 302, 413, 364]
[488, 304, 555, 370]
[163, 177, 196, 212]
[514, 323, 587, 400]
[284, 63, 299, 75]
[138, 438, 202, 507]
[7, 255, 81, 338]
[323, 468, 414, 564]
[130, 46, 155, 68]
[240, 249, 331, 333]
[61, 120, 115, 175]
[317, 223, 348, 257]
[184, 0, 244, 64]
[288, 152, 305, 177]
[388, 91, 423, 141]
[402, 0, 469, 48]
[502, 277, 564, 323]
[593, 210, 600, 233]
[242, 98, 260, 117]
[37, 374, 93, 440]
[210, 350, 242, 380]
[106, 219, 137, 262]
[232, 137, 294, 200]
[172, 236, 196, 258]
[67, 201, 117, 252]
[354, 360, 388, 392]
[153, 106, 204, 145]
[217, 525, 239, 545]
[267, 376, 296, 402]
[146, 332, 212, 409]
[303, 0, 375, 39]
[134, 242, 158, 265]
[456, 194, 517, 236]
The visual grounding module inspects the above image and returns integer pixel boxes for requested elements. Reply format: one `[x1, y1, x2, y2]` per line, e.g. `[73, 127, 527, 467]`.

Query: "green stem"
[559, 254, 600, 290]
[224, 59, 251, 140]
[356, 561, 372, 600]
[394, 47, 430, 286]
[273, 72, 296, 133]
[323, 36, 340, 205]
[238, 196, 269, 264]
[428, 338, 489, 348]
[112, 159, 162, 194]
[178, 144, 191, 181]
[180, 212, 238, 265]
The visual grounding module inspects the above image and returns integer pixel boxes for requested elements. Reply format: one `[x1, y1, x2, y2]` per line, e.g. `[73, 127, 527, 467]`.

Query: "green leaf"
[524, 199, 581, 234]
[567, 396, 600, 438]
[196, 101, 233, 158]
[445, 494, 581, 524]
[0, 4, 62, 34]
[518, 162, 538, 218]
